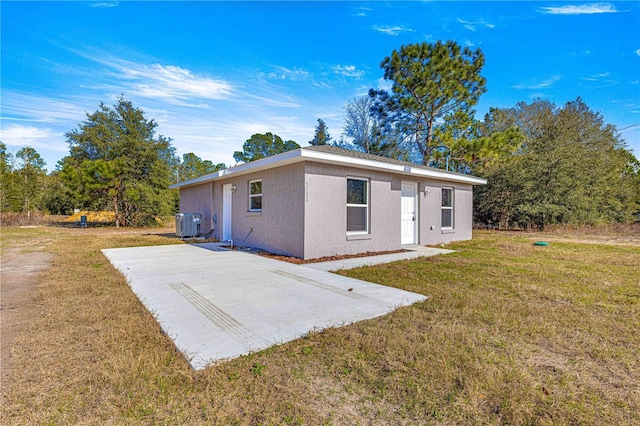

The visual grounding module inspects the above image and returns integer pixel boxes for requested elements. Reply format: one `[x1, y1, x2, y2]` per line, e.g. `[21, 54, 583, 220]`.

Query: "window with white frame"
[347, 177, 369, 233]
[441, 187, 454, 229]
[249, 179, 262, 211]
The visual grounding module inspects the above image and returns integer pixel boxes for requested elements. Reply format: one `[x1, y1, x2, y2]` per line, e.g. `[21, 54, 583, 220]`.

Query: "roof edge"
[170, 147, 487, 188]
[170, 148, 304, 189]
[300, 148, 487, 185]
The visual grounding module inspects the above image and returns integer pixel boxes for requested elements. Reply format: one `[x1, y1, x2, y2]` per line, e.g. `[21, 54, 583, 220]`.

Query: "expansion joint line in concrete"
[169, 282, 269, 349]
[271, 270, 369, 300]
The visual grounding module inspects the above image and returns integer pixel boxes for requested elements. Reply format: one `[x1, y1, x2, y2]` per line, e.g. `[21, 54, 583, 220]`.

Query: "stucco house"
[170, 145, 487, 259]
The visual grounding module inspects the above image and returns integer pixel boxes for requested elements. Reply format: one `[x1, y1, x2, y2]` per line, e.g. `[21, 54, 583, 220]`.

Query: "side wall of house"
[178, 182, 214, 234]
[211, 163, 306, 258]
[178, 160, 477, 259]
[303, 163, 403, 259]
[419, 180, 474, 245]
[303, 164, 476, 259]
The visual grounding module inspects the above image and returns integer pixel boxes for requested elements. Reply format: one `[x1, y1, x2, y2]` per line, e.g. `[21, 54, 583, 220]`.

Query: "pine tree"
[233, 132, 299, 163]
[61, 97, 176, 227]
[309, 119, 332, 146]
[373, 40, 487, 166]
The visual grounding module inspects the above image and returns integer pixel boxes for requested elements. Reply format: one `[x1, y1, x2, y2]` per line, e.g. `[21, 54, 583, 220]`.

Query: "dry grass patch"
[1, 227, 638, 424]
[339, 231, 639, 424]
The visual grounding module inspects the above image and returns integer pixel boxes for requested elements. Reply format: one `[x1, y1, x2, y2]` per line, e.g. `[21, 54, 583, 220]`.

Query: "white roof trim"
[169, 149, 301, 189]
[299, 149, 487, 185]
[170, 148, 487, 189]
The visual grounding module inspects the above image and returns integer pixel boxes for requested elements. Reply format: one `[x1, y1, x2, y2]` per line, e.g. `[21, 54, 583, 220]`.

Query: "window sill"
[346, 233, 371, 241]
[441, 228, 455, 234]
[247, 211, 262, 217]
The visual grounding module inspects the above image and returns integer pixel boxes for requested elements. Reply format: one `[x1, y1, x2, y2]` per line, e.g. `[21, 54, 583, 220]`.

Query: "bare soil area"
[536, 233, 640, 246]
[535, 223, 640, 246]
[1, 244, 53, 396]
[476, 223, 640, 247]
[1, 225, 175, 399]
[255, 248, 408, 264]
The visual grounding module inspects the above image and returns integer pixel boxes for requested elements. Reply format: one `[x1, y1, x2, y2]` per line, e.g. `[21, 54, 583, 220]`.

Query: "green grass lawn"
[2, 228, 638, 425]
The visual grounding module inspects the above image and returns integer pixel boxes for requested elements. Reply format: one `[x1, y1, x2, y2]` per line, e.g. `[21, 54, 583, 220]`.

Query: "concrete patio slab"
[307, 245, 454, 271]
[101, 243, 429, 370]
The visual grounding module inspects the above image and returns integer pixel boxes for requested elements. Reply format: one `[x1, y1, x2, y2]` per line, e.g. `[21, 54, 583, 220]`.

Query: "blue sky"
[2, 1, 639, 172]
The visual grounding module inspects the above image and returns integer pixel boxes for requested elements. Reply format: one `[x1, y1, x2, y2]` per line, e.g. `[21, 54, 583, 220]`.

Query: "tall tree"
[177, 152, 226, 182]
[14, 147, 46, 213]
[309, 119, 332, 146]
[41, 172, 75, 215]
[0, 141, 10, 173]
[0, 141, 13, 211]
[443, 109, 524, 174]
[61, 97, 177, 227]
[233, 132, 299, 163]
[343, 95, 409, 159]
[475, 98, 638, 228]
[372, 40, 487, 166]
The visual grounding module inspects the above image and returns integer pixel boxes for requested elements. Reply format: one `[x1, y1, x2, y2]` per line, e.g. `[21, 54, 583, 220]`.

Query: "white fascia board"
[170, 149, 304, 189]
[407, 167, 487, 185]
[300, 149, 487, 185]
[300, 149, 406, 174]
[170, 148, 487, 189]
[169, 170, 224, 189]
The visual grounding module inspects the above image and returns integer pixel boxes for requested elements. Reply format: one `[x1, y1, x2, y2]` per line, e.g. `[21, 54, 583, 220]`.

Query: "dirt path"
[0, 247, 53, 395]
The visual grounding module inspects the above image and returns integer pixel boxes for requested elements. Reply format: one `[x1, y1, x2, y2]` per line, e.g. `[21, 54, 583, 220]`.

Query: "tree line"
[2, 41, 638, 228]
[1, 98, 225, 227]
[306, 41, 640, 228]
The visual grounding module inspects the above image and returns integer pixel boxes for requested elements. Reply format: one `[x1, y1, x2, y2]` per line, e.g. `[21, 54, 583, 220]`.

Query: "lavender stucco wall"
[419, 179, 474, 245]
[211, 163, 306, 258]
[303, 164, 476, 258]
[178, 161, 477, 259]
[178, 183, 213, 234]
[303, 163, 402, 259]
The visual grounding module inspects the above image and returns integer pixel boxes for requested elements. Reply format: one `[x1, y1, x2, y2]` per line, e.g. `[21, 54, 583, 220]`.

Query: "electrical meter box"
[175, 213, 202, 238]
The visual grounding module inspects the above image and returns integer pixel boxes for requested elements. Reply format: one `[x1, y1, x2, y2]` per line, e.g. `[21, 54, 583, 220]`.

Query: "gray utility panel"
[175, 213, 202, 238]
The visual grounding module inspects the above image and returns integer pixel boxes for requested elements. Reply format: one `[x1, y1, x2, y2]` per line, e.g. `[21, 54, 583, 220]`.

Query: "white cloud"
[636, 49, 640, 57]
[512, 76, 561, 90]
[0, 124, 66, 155]
[373, 25, 415, 36]
[242, 94, 301, 108]
[376, 78, 393, 92]
[312, 81, 334, 90]
[268, 66, 310, 81]
[90, 2, 118, 7]
[353, 6, 371, 17]
[540, 3, 618, 15]
[332, 65, 364, 79]
[457, 18, 495, 32]
[120, 63, 233, 103]
[1, 91, 88, 123]
[267, 72, 286, 80]
[581, 71, 611, 81]
[73, 52, 233, 105]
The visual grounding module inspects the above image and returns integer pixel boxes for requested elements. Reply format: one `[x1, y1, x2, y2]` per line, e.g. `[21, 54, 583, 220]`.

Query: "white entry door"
[222, 184, 233, 241]
[401, 181, 417, 245]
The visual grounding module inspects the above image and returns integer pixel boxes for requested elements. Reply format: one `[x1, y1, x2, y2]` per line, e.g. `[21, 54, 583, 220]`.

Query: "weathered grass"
[1, 228, 638, 424]
[0, 212, 68, 227]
